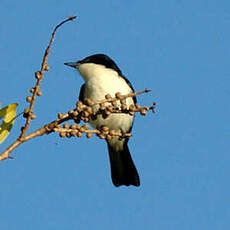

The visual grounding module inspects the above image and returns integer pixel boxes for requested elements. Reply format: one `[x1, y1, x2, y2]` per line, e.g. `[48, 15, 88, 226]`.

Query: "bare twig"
[0, 89, 155, 161]
[19, 16, 77, 139]
[0, 115, 72, 161]
[0, 16, 77, 161]
[85, 88, 151, 106]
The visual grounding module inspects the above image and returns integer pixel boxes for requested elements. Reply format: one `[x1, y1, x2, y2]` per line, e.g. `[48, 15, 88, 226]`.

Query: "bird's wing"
[122, 75, 137, 104]
[79, 84, 85, 101]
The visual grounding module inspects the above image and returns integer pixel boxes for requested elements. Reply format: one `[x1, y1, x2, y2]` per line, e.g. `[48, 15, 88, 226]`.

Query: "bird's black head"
[77, 54, 122, 75]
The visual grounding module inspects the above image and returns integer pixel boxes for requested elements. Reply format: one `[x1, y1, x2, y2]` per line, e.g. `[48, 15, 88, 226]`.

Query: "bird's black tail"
[107, 140, 140, 187]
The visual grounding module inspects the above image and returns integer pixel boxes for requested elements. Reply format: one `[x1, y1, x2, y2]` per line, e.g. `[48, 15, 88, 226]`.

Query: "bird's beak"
[64, 62, 79, 68]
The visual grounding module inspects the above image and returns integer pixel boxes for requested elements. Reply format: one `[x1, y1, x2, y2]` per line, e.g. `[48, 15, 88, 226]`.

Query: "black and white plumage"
[64, 54, 140, 187]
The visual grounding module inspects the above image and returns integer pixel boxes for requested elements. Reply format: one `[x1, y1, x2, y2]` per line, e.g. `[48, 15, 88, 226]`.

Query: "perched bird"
[64, 54, 140, 187]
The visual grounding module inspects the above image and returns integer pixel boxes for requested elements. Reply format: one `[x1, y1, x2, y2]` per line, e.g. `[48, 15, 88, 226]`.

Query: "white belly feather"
[81, 66, 134, 132]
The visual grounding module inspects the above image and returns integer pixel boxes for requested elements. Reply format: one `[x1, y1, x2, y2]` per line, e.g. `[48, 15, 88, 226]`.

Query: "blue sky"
[1, 0, 230, 229]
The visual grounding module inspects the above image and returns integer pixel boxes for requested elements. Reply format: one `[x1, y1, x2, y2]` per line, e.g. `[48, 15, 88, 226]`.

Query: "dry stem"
[0, 16, 77, 161]
[0, 90, 155, 161]
[19, 16, 76, 139]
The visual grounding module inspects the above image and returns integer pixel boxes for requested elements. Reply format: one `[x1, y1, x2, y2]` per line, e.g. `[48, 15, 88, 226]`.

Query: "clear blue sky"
[1, 0, 229, 229]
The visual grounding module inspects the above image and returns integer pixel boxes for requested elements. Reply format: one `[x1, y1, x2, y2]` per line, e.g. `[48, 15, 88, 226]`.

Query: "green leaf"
[0, 103, 18, 144]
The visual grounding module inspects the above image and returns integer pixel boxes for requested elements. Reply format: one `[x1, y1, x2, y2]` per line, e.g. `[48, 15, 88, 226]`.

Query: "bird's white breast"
[78, 63, 134, 132]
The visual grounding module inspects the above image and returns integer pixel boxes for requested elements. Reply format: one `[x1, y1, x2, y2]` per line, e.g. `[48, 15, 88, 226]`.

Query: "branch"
[0, 16, 157, 162]
[0, 90, 155, 161]
[0, 114, 72, 161]
[19, 16, 77, 139]
[0, 16, 77, 161]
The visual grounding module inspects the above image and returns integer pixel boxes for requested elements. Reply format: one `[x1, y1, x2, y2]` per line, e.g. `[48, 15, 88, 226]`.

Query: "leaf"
[0, 103, 18, 144]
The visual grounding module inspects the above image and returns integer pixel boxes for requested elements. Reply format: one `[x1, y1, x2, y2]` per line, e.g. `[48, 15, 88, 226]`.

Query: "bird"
[64, 54, 140, 187]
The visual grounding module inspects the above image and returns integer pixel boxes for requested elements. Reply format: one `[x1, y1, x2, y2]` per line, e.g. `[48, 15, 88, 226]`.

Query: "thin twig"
[0, 89, 154, 161]
[87, 88, 151, 106]
[0, 16, 77, 161]
[0, 115, 71, 161]
[19, 16, 77, 139]
[40, 16, 77, 74]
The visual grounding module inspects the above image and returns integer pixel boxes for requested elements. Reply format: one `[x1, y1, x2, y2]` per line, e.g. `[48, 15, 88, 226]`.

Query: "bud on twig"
[44, 65, 50, 71]
[37, 90, 42, 96]
[35, 71, 42, 80]
[26, 96, 32, 103]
